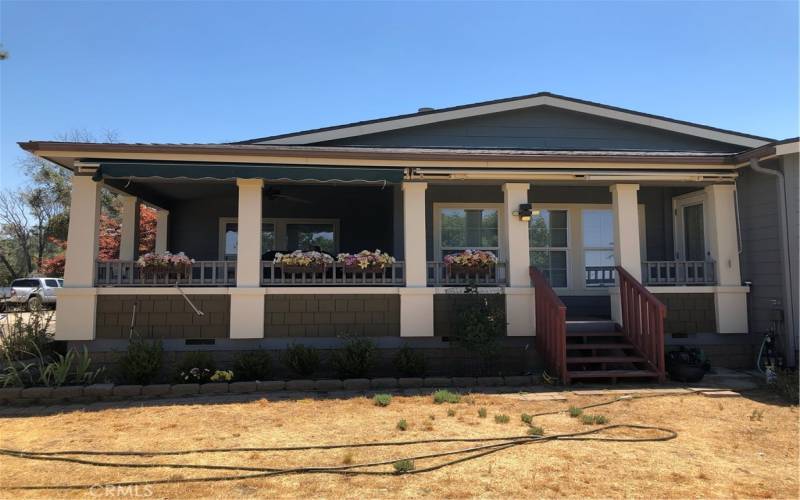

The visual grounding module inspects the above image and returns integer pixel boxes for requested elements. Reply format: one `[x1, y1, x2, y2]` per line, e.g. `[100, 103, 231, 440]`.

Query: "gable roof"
[237, 91, 773, 149]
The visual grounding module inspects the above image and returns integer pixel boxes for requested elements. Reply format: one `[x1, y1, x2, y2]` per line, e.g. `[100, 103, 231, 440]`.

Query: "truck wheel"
[26, 296, 42, 312]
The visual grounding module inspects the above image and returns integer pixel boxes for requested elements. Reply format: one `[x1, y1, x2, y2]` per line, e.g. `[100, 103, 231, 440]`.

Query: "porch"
[58, 167, 749, 346]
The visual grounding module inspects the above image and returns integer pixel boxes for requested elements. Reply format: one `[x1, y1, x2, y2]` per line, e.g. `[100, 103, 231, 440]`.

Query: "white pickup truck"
[0, 277, 63, 311]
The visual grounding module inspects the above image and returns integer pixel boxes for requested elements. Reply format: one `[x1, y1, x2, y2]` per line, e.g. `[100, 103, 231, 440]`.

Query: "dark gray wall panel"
[169, 185, 395, 260]
[319, 106, 744, 152]
[737, 165, 784, 334]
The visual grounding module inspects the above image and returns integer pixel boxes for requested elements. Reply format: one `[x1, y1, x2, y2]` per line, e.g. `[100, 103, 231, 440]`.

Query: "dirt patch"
[0, 391, 797, 498]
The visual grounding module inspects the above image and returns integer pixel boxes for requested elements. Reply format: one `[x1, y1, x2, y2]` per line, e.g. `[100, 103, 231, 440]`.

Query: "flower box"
[136, 252, 194, 281]
[337, 250, 395, 274]
[443, 250, 498, 274]
[281, 264, 326, 275]
[274, 251, 334, 275]
[446, 264, 494, 276]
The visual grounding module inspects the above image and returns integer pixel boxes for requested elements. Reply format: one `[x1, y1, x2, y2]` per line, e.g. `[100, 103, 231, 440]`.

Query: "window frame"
[218, 217, 341, 260]
[432, 203, 506, 262]
[529, 208, 571, 290]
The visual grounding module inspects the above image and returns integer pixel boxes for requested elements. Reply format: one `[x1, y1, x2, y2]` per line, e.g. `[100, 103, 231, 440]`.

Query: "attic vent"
[417, 107, 435, 113]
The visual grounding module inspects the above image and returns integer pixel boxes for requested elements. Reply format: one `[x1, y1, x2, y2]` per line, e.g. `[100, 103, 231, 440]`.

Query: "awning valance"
[91, 162, 405, 184]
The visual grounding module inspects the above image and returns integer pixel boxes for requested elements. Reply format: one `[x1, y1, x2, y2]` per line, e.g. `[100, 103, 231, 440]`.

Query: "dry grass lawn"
[0, 390, 797, 499]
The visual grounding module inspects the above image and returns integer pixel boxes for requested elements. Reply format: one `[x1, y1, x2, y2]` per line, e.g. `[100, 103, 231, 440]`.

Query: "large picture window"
[219, 218, 338, 260]
[437, 206, 500, 260]
[529, 209, 569, 287]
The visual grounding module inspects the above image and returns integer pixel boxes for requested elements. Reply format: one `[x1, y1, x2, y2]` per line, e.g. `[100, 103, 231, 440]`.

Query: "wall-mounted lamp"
[513, 203, 533, 222]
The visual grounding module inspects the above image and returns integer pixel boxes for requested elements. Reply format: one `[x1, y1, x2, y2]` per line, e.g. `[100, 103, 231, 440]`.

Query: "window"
[439, 207, 499, 260]
[529, 209, 568, 287]
[45, 279, 59, 287]
[582, 209, 615, 287]
[219, 218, 338, 260]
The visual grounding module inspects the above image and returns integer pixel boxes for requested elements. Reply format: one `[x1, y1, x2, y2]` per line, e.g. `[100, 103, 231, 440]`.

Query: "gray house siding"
[782, 154, 799, 359]
[737, 164, 784, 335]
[318, 106, 745, 152]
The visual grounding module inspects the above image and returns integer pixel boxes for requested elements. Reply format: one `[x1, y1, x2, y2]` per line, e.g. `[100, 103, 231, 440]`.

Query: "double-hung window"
[438, 207, 500, 260]
[529, 209, 569, 287]
[582, 209, 615, 287]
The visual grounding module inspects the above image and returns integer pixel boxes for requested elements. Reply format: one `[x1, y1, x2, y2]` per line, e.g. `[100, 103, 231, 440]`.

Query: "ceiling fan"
[264, 186, 312, 204]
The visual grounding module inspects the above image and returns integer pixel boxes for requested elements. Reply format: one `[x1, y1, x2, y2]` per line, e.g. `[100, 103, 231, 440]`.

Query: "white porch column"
[155, 209, 169, 254]
[57, 175, 101, 340]
[503, 183, 534, 336]
[705, 184, 747, 333]
[400, 182, 434, 337]
[230, 178, 265, 339]
[119, 195, 139, 261]
[610, 184, 642, 324]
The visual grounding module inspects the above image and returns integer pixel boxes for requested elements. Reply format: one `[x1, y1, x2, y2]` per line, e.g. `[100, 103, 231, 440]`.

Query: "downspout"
[749, 158, 797, 368]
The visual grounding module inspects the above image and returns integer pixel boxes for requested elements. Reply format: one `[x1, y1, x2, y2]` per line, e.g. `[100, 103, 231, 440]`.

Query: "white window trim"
[531, 203, 646, 293]
[218, 217, 341, 260]
[432, 203, 506, 262]
[529, 207, 571, 291]
[672, 191, 708, 261]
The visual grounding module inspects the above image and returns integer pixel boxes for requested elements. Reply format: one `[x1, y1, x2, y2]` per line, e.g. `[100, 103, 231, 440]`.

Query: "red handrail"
[616, 266, 667, 382]
[530, 266, 568, 384]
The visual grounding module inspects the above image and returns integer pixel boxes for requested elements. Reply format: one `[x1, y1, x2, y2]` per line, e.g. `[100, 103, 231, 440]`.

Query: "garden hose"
[0, 392, 693, 491]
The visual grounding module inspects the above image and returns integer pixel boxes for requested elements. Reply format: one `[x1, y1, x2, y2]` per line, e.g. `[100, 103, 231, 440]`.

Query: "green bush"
[521, 413, 533, 425]
[527, 426, 545, 436]
[233, 350, 272, 381]
[773, 369, 799, 404]
[175, 352, 216, 383]
[331, 335, 375, 378]
[453, 286, 507, 375]
[394, 345, 426, 377]
[393, 459, 414, 473]
[283, 343, 321, 377]
[432, 389, 461, 404]
[0, 311, 54, 361]
[568, 406, 583, 418]
[1, 344, 104, 388]
[374, 394, 392, 407]
[494, 414, 510, 424]
[580, 414, 609, 425]
[396, 419, 408, 431]
[119, 336, 163, 385]
[477, 407, 487, 418]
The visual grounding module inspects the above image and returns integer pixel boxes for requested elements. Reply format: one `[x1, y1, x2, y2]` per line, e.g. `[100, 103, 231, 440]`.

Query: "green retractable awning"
[91, 162, 405, 184]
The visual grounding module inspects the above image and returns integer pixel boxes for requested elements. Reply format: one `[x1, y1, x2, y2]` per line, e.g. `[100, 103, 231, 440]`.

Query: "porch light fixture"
[513, 203, 533, 221]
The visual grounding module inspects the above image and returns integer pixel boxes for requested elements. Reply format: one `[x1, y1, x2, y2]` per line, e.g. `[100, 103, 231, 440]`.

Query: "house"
[20, 92, 799, 382]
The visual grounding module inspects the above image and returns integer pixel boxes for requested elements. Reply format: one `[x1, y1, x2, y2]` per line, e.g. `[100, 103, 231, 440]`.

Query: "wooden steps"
[565, 320, 659, 383]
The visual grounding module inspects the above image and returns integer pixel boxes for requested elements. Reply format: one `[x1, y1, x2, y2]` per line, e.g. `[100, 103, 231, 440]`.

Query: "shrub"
[283, 343, 320, 377]
[447, 408, 456, 417]
[118, 336, 163, 385]
[453, 286, 506, 375]
[478, 407, 487, 418]
[432, 389, 460, 404]
[394, 345, 426, 377]
[527, 426, 545, 436]
[521, 413, 533, 425]
[494, 414, 510, 424]
[233, 350, 272, 381]
[396, 419, 408, 431]
[0, 344, 103, 388]
[772, 369, 799, 404]
[374, 394, 392, 407]
[393, 459, 414, 473]
[175, 352, 216, 383]
[0, 310, 54, 361]
[331, 335, 375, 378]
[580, 414, 609, 425]
[210, 370, 234, 382]
[568, 406, 583, 418]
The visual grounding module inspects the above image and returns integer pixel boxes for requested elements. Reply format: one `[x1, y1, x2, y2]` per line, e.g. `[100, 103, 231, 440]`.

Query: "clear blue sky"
[1, 1, 798, 189]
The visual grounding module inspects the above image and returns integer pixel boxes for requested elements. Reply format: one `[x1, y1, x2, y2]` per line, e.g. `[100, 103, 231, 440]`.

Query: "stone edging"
[0, 375, 542, 406]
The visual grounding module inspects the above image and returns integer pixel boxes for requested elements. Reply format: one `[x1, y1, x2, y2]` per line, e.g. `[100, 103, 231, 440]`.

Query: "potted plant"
[666, 347, 710, 383]
[443, 249, 498, 276]
[336, 249, 396, 273]
[273, 250, 334, 274]
[136, 252, 194, 281]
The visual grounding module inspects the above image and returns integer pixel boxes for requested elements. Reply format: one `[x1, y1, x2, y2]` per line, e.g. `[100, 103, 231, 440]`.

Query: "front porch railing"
[426, 262, 507, 286]
[642, 261, 716, 285]
[261, 261, 405, 286]
[585, 266, 616, 287]
[530, 266, 568, 383]
[617, 266, 667, 382]
[95, 260, 236, 286]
